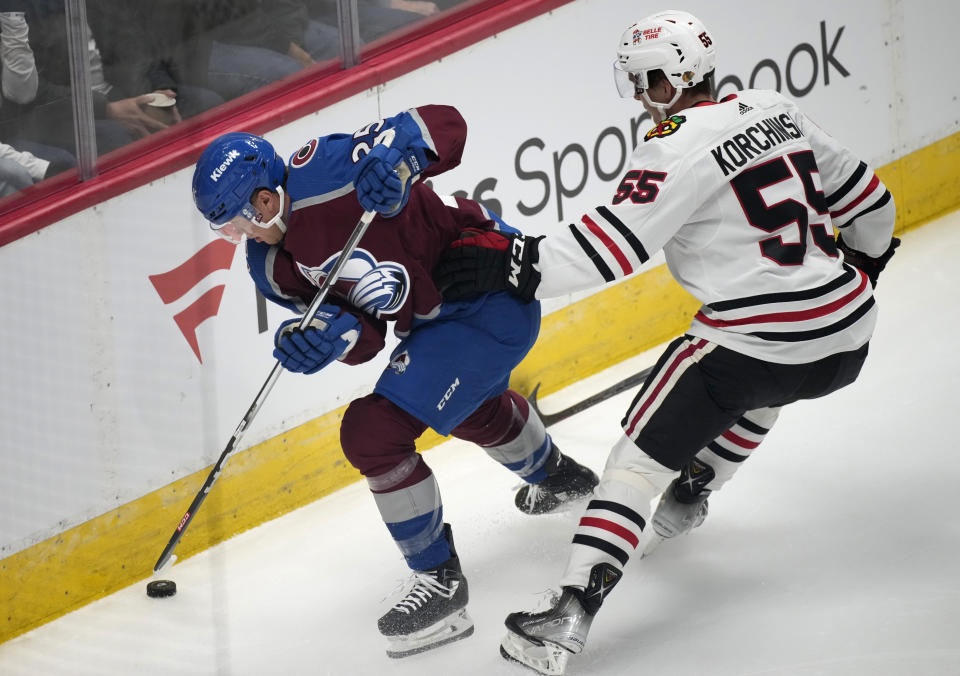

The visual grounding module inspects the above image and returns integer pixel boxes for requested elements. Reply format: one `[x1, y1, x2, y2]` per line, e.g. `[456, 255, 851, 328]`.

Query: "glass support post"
[336, 0, 361, 68]
[64, 0, 98, 180]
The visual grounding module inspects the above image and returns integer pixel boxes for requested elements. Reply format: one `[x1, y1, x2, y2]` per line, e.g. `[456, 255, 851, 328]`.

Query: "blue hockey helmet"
[192, 132, 287, 236]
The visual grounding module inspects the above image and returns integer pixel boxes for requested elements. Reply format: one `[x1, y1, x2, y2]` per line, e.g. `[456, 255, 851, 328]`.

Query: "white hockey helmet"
[613, 10, 717, 114]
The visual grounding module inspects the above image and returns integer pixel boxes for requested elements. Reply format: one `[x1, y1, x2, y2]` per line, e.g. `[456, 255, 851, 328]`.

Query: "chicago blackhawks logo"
[644, 115, 687, 142]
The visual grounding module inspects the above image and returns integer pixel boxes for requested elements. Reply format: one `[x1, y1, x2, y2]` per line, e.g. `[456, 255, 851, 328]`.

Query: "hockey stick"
[527, 364, 654, 427]
[153, 135, 399, 574]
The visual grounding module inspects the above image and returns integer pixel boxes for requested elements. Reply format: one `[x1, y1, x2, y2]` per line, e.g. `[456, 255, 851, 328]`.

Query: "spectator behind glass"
[93, 0, 341, 107]
[304, 0, 425, 44]
[0, 153, 31, 195]
[159, 0, 340, 102]
[0, 0, 180, 159]
[201, 0, 317, 75]
[1, 2, 35, 103]
[85, 1, 223, 126]
[305, 0, 472, 46]
[1, 2, 74, 185]
[0, 140, 72, 194]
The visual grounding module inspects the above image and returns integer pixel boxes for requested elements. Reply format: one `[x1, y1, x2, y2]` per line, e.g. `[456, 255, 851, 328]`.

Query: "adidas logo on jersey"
[738, 102, 754, 115]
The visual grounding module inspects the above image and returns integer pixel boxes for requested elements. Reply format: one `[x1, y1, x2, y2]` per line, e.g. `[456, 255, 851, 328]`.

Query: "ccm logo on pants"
[437, 378, 461, 411]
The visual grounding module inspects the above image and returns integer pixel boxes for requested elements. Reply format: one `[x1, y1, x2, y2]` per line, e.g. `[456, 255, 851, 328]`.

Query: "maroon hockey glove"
[837, 234, 901, 288]
[433, 228, 542, 302]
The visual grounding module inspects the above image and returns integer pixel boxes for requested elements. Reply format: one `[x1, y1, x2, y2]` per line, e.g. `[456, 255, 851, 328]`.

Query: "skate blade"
[385, 608, 474, 658]
[500, 629, 570, 675]
[641, 533, 665, 559]
[521, 491, 595, 516]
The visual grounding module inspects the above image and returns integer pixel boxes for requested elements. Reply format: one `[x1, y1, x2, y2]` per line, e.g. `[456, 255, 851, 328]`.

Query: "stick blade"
[153, 552, 177, 575]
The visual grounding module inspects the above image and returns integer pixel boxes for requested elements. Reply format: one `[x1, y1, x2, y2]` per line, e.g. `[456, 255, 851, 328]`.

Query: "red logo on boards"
[149, 239, 237, 362]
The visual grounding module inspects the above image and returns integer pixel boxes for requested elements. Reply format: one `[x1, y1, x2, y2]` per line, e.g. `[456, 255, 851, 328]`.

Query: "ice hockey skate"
[515, 450, 599, 515]
[378, 524, 473, 658]
[500, 589, 588, 675]
[643, 459, 712, 557]
[500, 563, 621, 675]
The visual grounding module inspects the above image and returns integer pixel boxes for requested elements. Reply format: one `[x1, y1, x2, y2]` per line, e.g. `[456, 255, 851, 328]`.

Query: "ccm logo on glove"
[508, 236, 527, 289]
[433, 228, 543, 303]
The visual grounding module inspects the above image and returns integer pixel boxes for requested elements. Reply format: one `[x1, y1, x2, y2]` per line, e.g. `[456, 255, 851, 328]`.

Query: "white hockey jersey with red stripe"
[535, 89, 896, 364]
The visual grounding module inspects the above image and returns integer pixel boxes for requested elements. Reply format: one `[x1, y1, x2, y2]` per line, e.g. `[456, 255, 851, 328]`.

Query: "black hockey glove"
[837, 234, 901, 288]
[434, 228, 542, 303]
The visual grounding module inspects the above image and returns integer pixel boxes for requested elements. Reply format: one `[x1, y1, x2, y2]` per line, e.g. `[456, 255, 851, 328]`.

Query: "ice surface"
[2, 212, 958, 675]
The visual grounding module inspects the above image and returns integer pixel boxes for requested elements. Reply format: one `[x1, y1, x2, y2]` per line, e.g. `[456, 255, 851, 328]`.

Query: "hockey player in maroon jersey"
[191, 105, 598, 658]
[430, 11, 899, 674]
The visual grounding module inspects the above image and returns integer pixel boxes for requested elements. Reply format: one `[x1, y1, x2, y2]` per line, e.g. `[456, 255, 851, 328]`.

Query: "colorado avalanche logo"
[290, 138, 318, 168]
[349, 263, 409, 315]
[389, 351, 410, 374]
[296, 248, 410, 317]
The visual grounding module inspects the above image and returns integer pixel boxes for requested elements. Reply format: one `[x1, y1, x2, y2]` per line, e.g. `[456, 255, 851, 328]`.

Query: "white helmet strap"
[260, 185, 288, 234]
[641, 84, 683, 123]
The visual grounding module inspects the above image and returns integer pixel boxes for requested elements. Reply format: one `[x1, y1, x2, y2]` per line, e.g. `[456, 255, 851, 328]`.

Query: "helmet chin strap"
[640, 84, 683, 123]
[260, 185, 288, 234]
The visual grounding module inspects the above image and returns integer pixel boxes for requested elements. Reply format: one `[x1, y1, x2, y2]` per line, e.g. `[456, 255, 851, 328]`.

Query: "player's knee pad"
[453, 390, 533, 447]
[454, 390, 555, 482]
[340, 393, 426, 478]
[598, 434, 677, 503]
[741, 406, 781, 431]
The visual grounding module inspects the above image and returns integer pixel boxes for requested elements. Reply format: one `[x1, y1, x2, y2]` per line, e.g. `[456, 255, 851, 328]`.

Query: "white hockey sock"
[697, 406, 780, 492]
[559, 435, 676, 589]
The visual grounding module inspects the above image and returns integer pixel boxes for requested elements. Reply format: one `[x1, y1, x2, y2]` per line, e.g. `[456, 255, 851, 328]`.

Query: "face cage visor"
[209, 186, 287, 244]
[613, 61, 649, 98]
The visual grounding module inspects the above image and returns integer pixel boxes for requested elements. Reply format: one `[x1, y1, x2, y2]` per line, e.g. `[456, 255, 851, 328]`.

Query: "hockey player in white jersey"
[432, 9, 899, 674]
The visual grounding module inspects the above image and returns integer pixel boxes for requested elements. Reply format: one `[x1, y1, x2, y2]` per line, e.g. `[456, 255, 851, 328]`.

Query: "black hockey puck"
[146, 579, 177, 598]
